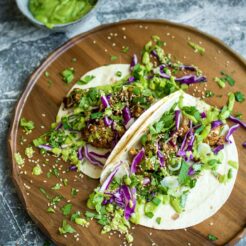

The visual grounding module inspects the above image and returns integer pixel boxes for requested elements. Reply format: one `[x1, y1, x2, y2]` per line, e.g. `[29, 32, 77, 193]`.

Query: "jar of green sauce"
[29, 0, 97, 28]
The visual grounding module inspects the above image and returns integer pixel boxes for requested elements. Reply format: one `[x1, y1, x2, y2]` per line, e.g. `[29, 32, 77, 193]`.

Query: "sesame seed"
[112, 43, 116, 47]
[110, 32, 113, 36]
[149, 232, 152, 236]
[41, 113, 46, 117]
[188, 243, 191, 246]
[27, 193, 30, 196]
[139, 25, 143, 28]
[114, 33, 118, 36]
[104, 49, 108, 52]
[93, 40, 96, 44]
[107, 36, 111, 40]
[41, 125, 45, 129]
[199, 41, 202, 44]
[123, 35, 127, 39]
[121, 27, 126, 31]
[43, 180, 47, 183]
[187, 36, 191, 40]
[166, 32, 170, 36]
[145, 26, 148, 29]
[210, 222, 214, 226]
[171, 36, 175, 39]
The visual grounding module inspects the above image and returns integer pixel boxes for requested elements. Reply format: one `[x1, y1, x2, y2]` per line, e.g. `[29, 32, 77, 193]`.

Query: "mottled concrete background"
[0, 0, 245, 245]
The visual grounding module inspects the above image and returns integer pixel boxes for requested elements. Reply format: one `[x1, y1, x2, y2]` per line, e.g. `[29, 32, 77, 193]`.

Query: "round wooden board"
[8, 19, 246, 246]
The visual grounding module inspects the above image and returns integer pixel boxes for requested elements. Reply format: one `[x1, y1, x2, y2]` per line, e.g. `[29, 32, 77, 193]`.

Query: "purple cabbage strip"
[200, 112, 206, 119]
[151, 50, 158, 59]
[84, 145, 104, 167]
[122, 106, 131, 125]
[77, 147, 83, 160]
[242, 142, 246, 148]
[69, 165, 77, 171]
[157, 150, 165, 167]
[229, 115, 246, 128]
[104, 116, 113, 127]
[213, 145, 224, 154]
[225, 124, 240, 143]
[89, 151, 110, 159]
[38, 144, 52, 151]
[175, 110, 181, 131]
[130, 54, 138, 70]
[55, 122, 63, 130]
[101, 95, 110, 108]
[211, 120, 223, 129]
[188, 166, 195, 176]
[175, 75, 207, 84]
[100, 163, 121, 192]
[177, 130, 190, 157]
[128, 76, 135, 83]
[130, 148, 145, 173]
[179, 65, 196, 71]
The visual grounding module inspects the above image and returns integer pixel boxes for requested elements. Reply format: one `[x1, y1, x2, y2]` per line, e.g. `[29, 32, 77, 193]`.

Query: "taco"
[86, 91, 238, 240]
[33, 36, 207, 179]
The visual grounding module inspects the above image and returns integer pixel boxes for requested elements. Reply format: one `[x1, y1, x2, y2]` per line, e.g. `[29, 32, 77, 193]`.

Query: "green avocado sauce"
[29, 0, 97, 28]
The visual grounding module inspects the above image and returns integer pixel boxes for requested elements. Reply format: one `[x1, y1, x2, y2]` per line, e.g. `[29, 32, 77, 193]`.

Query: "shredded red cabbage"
[84, 145, 104, 167]
[225, 124, 240, 143]
[122, 106, 131, 125]
[89, 151, 110, 159]
[130, 54, 138, 70]
[69, 165, 77, 171]
[101, 95, 110, 108]
[77, 147, 83, 160]
[200, 112, 206, 118]
[229, 115, 246, 128]
[175, 75, 207, 84]
[211, 120, 223, 129]
[38, 144, 52, 151]
[179, 65, 196, 71]
[130, 148, 145, 173]
[128, 76, 135, 83]
[175, 110, 181, 131]
[100, 163, 121, 192]
[55, 122, 63, 130]
[213, 145, 224, 154]
[188, 166, 195, 176]
[242, 142, 246, 148]
[104, 116, 113, 127]
[157, 150, 165, 167]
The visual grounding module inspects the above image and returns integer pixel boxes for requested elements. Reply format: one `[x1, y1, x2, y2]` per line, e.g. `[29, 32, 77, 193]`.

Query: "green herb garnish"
[208, 234, 218, 241]
[61, 68, 74, 84]
[188, 41, 205, 55]
[205, 90, 214, 98]
[220, 71, 235, 86]
[61, 203, 72, 216]
[234, 91, 245, 103]
[111, 55, 118, 61]
[59, 220, 76, 234]
[20, 117, 35, 133]
[52, 183, 62, 190]
[71, 188, 78, 197]
[77, 75, 95, 85]
[14, 152, 24, 166]
[121, 47, 129, 53]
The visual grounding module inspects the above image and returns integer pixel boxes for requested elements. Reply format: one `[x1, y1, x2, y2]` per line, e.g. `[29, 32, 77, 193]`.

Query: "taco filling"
[86, 92, 238, 241]
[33, 36, 207, 178]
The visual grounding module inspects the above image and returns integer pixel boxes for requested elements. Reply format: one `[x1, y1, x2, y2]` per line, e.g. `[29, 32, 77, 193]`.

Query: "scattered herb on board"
[156, 217, 162, 224]
[39, 187, 52, 200]
[234, 91, 245, 103]
[32, 164, 42, 175]
[47, 80, 53, 87]
[205, 90, 214, 98]
[220, 71, 235, 86]
[188, 41, 205, 55]
[52, 183, 62, 190]
[25, 147, 35, 158]
[234, 112, 242, 119]
[71, 188, 78, 197]
[61, 68, 75, 84]
[71, 211, 81, 221]
[77, 75, 95, 85]
[44, 71, 49, 77]
[111, 55, 118, 61]
[208, 234, 218, 241]
[14, 152, 24, 166]
[59, 220, 76, 234]
[61, 203, 72, 216]
[20, 117, 35, 133]
[214, 77, 225, 88]
[121, 46, 129, 53]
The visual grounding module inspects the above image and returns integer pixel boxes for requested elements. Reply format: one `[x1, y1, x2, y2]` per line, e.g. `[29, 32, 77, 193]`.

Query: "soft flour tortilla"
[100, 91, 238, 229]
[56, 64, 176, 179]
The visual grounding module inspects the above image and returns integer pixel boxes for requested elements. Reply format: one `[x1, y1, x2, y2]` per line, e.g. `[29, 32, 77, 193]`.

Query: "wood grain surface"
[8, 19, 246, 246]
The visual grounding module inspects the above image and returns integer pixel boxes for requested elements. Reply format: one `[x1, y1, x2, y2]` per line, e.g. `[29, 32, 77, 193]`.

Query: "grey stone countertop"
[0, 0, 245, 245]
